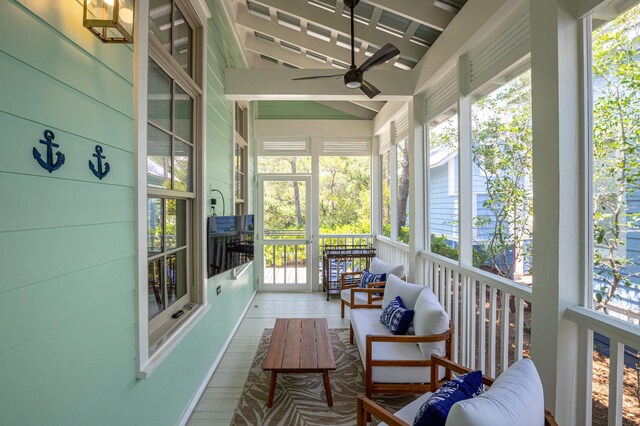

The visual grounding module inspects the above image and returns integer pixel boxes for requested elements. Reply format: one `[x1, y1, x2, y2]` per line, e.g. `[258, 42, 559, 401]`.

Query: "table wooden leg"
[322, 370, 333, 407]
[267, 371, 277, 407]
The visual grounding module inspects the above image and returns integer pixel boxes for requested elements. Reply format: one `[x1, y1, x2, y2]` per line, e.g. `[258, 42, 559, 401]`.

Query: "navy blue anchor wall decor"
[89, 145, 111, 180]
[33, 130, 65, 173]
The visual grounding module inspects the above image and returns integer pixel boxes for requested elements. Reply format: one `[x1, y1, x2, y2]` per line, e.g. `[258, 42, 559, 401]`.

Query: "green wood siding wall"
[257, 100, 361, 120]
[0, 1, 254, 424]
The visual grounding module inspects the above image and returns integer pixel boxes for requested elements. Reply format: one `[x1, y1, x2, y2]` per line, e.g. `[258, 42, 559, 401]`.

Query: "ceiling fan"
[292, 0, 400, 99]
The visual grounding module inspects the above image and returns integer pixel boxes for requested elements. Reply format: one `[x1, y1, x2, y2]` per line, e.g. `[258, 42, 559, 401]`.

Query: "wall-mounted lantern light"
[83, 0, 135, 43]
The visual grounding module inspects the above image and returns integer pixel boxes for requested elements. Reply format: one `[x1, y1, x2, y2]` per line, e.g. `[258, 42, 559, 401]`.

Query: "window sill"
[137, 303, 211, 379]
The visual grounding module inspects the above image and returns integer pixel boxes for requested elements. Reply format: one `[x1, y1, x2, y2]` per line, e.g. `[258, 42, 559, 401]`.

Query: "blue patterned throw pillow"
[412, 370, 484, 426]
[379, 296, 414, 335]
[359, 270, 386, 289]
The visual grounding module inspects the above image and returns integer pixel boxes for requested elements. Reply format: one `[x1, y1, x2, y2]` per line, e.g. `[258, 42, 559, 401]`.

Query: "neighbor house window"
[146, 0, 202, 345]
[235, 102, 249, 214]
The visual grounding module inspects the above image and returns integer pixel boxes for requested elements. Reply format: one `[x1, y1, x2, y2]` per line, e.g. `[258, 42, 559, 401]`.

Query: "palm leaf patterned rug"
[231, 328, 418, 426]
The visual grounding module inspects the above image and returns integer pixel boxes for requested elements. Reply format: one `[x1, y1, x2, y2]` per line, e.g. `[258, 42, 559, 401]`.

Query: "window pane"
[147, 125, 171, 189]
[258, 156, 311, 173]
[173, 140, 192, 192]
[592, 6, 640, 321]
[148, 197, 164, 254]
[471, 70, 532, 284]
[149, 0, 171, 52]
[319, 156, 371, 234]
[397, 139, 410, 243]
[172, 5, 192, 75]
[381, 151, 391, 237]
[429, 114, 459, 260]
[166, 250, 187, 307]
[174, 84, 192, 142]
[148, 60, 172, 130]
[148, 258, 165, 319]
[166, 198, 186, 250]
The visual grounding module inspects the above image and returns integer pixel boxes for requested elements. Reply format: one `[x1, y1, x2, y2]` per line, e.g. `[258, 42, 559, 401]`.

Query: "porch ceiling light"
[83, 0, 134, 44]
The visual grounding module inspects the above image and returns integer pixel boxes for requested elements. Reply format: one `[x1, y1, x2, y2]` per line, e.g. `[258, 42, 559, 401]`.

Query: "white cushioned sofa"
[349, 275, 453, 399]
[357, 355, 558, 426]
[340, 257, 405, 318]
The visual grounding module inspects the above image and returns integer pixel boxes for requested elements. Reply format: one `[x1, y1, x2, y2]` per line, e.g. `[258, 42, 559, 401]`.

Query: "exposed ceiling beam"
[316, 101, 378, 119]
[253, 0, 427, 60]
[225, 68, 413, 100]
[244, 35, 335, 69]
[351, 100, 386, 112]
[364, 0, 456, 32]
[236, 6, 393, 70]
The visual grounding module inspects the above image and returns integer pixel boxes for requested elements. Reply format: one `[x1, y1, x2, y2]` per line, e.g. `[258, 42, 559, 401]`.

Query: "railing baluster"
[453, 271, 460, 364]
[294, 245, 299, 284]
[479, 282, 487, 372]
[439, 264, 445, 302]
[515, 297, 524, 361]
[469, 276, 476, 370]
[609, 339, 624, 426]
[489, 286, 497, 378]
[461, 277, 468, 366]
[500, 291, 509, 373]
[283, 245, 287, 284]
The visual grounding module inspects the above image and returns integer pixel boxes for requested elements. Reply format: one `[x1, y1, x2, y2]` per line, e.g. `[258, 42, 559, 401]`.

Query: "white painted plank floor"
[186, 292, 350, 426]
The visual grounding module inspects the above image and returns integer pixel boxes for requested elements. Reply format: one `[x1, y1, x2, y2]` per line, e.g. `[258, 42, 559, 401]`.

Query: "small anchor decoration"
[33, 130, 65, 173]
[89, 145, 111, 180]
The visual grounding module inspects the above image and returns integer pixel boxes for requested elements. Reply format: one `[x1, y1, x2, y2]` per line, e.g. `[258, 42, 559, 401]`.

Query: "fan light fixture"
[83, 0, 135, 43]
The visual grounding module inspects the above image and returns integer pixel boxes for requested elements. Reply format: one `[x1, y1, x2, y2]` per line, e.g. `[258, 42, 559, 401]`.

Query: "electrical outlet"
[216, 285, 222, 295]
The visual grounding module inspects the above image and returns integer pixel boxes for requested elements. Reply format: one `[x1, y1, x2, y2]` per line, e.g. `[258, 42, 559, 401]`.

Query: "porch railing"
[565, 306, 640, 425]
[373, 235, 410, 275]
[417, 250, 533, 377]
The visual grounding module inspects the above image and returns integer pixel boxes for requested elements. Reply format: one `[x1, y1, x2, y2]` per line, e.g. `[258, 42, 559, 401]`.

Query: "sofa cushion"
[340, 288, 370, 305]
[381, 275, 425, 309]
[370, 257, 404, 278]
[360, 270, 386, 288]
[351, 308, 431, 384]
[446, 359, 544, 426]
[380, 296, 414, 335]
[412, 371, 484, 426]
[378, 392, 433, 426]
[413, 288, 450, 359]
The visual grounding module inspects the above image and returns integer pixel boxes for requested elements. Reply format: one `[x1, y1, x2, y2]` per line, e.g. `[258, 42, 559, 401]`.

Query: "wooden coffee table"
[263, 318, 336, 407]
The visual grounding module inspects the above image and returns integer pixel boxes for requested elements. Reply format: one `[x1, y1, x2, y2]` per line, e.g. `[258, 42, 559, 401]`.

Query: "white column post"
[311, 136, 321, 292]
[530, 0, 582, 423]
[371, 136, 381, 237]
[409, 94, 426, 283]
[458, 53, 473, 268]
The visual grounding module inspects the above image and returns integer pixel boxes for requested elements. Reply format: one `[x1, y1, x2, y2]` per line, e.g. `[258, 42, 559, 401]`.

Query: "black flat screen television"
[207, 214, 254, 278]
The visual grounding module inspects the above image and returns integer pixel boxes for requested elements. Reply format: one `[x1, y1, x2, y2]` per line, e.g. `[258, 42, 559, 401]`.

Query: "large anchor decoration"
[89, 145, 110, 180]
[33, 130, 65, 173]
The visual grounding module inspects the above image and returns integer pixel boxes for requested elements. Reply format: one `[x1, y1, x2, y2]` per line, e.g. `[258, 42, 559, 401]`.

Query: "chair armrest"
[356, 394, 409, 426]
[544, 411, 558, 426]
[365, 328, 453, 369]
[350, 287, 385, 309]
[430, 355, 494, 390]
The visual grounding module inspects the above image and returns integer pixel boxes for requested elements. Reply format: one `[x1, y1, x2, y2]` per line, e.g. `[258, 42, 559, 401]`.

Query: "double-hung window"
[234, 102, 249, 215]
[146, 0, 202, 347]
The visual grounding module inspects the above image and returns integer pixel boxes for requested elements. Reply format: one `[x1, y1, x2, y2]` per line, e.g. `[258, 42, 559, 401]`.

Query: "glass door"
[257, 175, 312, 291]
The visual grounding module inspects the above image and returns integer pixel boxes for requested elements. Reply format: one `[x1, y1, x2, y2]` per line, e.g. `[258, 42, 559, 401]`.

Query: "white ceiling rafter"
[316, 101, 378, 119]
[365, 0, 456, 32]
[250, 0, 427, 60]
[244, 34, 335, 69]
[235, 5, 394, 70]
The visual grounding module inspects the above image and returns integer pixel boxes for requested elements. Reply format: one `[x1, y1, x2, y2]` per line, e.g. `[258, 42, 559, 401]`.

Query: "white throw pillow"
[370, 257, 404, 278]
[381, 275, 425, 309]
[445, 359, 544, 426]
[413, 287, 450, 359]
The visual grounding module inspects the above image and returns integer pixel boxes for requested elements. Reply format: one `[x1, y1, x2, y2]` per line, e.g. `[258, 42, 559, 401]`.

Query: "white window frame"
[234, 101, 249, 215]
[134, 0, 211, 379]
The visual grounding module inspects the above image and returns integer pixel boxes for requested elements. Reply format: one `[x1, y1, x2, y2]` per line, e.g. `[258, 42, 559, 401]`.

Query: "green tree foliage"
[592, 7, 640, 311]
[472, 71, 533, 279]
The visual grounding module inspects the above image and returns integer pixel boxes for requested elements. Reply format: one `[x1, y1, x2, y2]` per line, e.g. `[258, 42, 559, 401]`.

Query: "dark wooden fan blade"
[357, 43, 400, 73]
[360, 79, 381, 99]
[292, 74, 344, 81]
